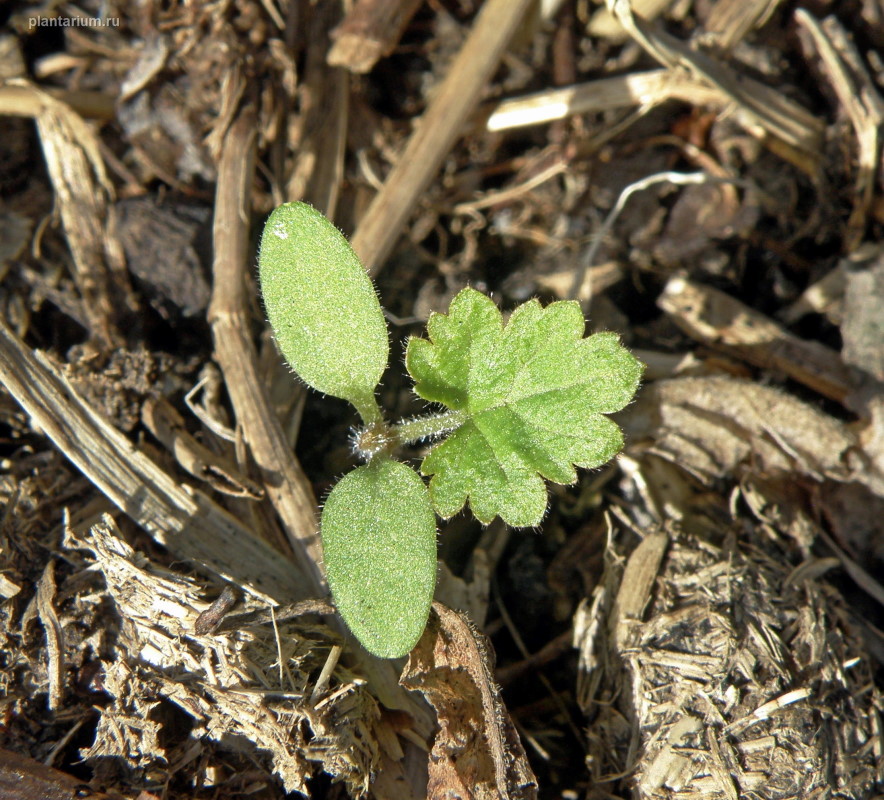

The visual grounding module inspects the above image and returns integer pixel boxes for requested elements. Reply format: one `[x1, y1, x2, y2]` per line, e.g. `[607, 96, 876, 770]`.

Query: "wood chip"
[72, 515, 381, 797]
[0, 747, 119, 800]
[0, 572, 20, 599]
[576, 523, 884, 799]
[610, 530, 669, 651]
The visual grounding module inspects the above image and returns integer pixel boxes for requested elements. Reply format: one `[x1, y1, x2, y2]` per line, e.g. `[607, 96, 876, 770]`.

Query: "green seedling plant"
[259, 203, 643, 658]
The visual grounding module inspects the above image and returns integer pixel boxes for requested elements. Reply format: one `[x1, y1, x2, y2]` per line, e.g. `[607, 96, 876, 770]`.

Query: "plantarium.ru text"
[258, 202, 643, 658]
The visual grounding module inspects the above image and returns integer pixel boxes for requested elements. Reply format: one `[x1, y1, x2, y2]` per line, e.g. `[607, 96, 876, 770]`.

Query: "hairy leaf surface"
[406, 288, 643, 526]
[321, 458, 437, 658]
[259, 202, 388, 423]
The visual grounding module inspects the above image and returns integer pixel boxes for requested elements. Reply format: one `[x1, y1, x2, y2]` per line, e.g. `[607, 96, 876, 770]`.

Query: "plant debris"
[1, 0, 884, 796]
[575, 522, 884, 799]
[401, 603, 537, 800]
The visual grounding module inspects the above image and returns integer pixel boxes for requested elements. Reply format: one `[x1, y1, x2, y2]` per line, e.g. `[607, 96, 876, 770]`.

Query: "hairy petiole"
[353, 409, 468, 461]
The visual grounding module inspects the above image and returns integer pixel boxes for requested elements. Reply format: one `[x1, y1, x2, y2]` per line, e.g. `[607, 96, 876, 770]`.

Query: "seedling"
[259, 203, 643, 658]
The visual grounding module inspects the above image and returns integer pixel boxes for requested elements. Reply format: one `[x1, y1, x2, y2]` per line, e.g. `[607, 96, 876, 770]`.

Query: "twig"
[453, 160, 568, 214]
[310, 644, 343, 703]
[570, 171, 712, 302]
[795, 11, 884, 250]
[184, 370, 237, 442]
[288, 1, 349, 217]
[350, 0, 536, 276]
[215, 598, 335, 632]
[606, 0, 823, 157]
[0, 82, 136, 346]
[327, 0, 424, 73]
[207, 106, 325, 590]
[658, 276, 855, 405]
[42, 717, 88, 767]
[492, 579, 585, 745]
[36, 560, 64, 711]
[495, 629, 574, 686]
[486, 69, 725, 132]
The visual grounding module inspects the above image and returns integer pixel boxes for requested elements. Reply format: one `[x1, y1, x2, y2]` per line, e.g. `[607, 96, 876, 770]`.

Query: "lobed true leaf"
[406, 287, 644, 527]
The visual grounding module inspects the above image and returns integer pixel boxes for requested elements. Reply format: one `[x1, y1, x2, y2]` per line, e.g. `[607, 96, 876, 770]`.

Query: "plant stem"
[392, 409, 467, 446]
[353, 393, 385, 428]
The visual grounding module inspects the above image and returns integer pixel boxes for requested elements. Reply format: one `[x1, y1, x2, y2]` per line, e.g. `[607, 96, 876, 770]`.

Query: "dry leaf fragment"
[116, 197, 212, 321]
[620, 375, 858, 485]
[652, 181, 760, 269]
[400, 603, 538, 800]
